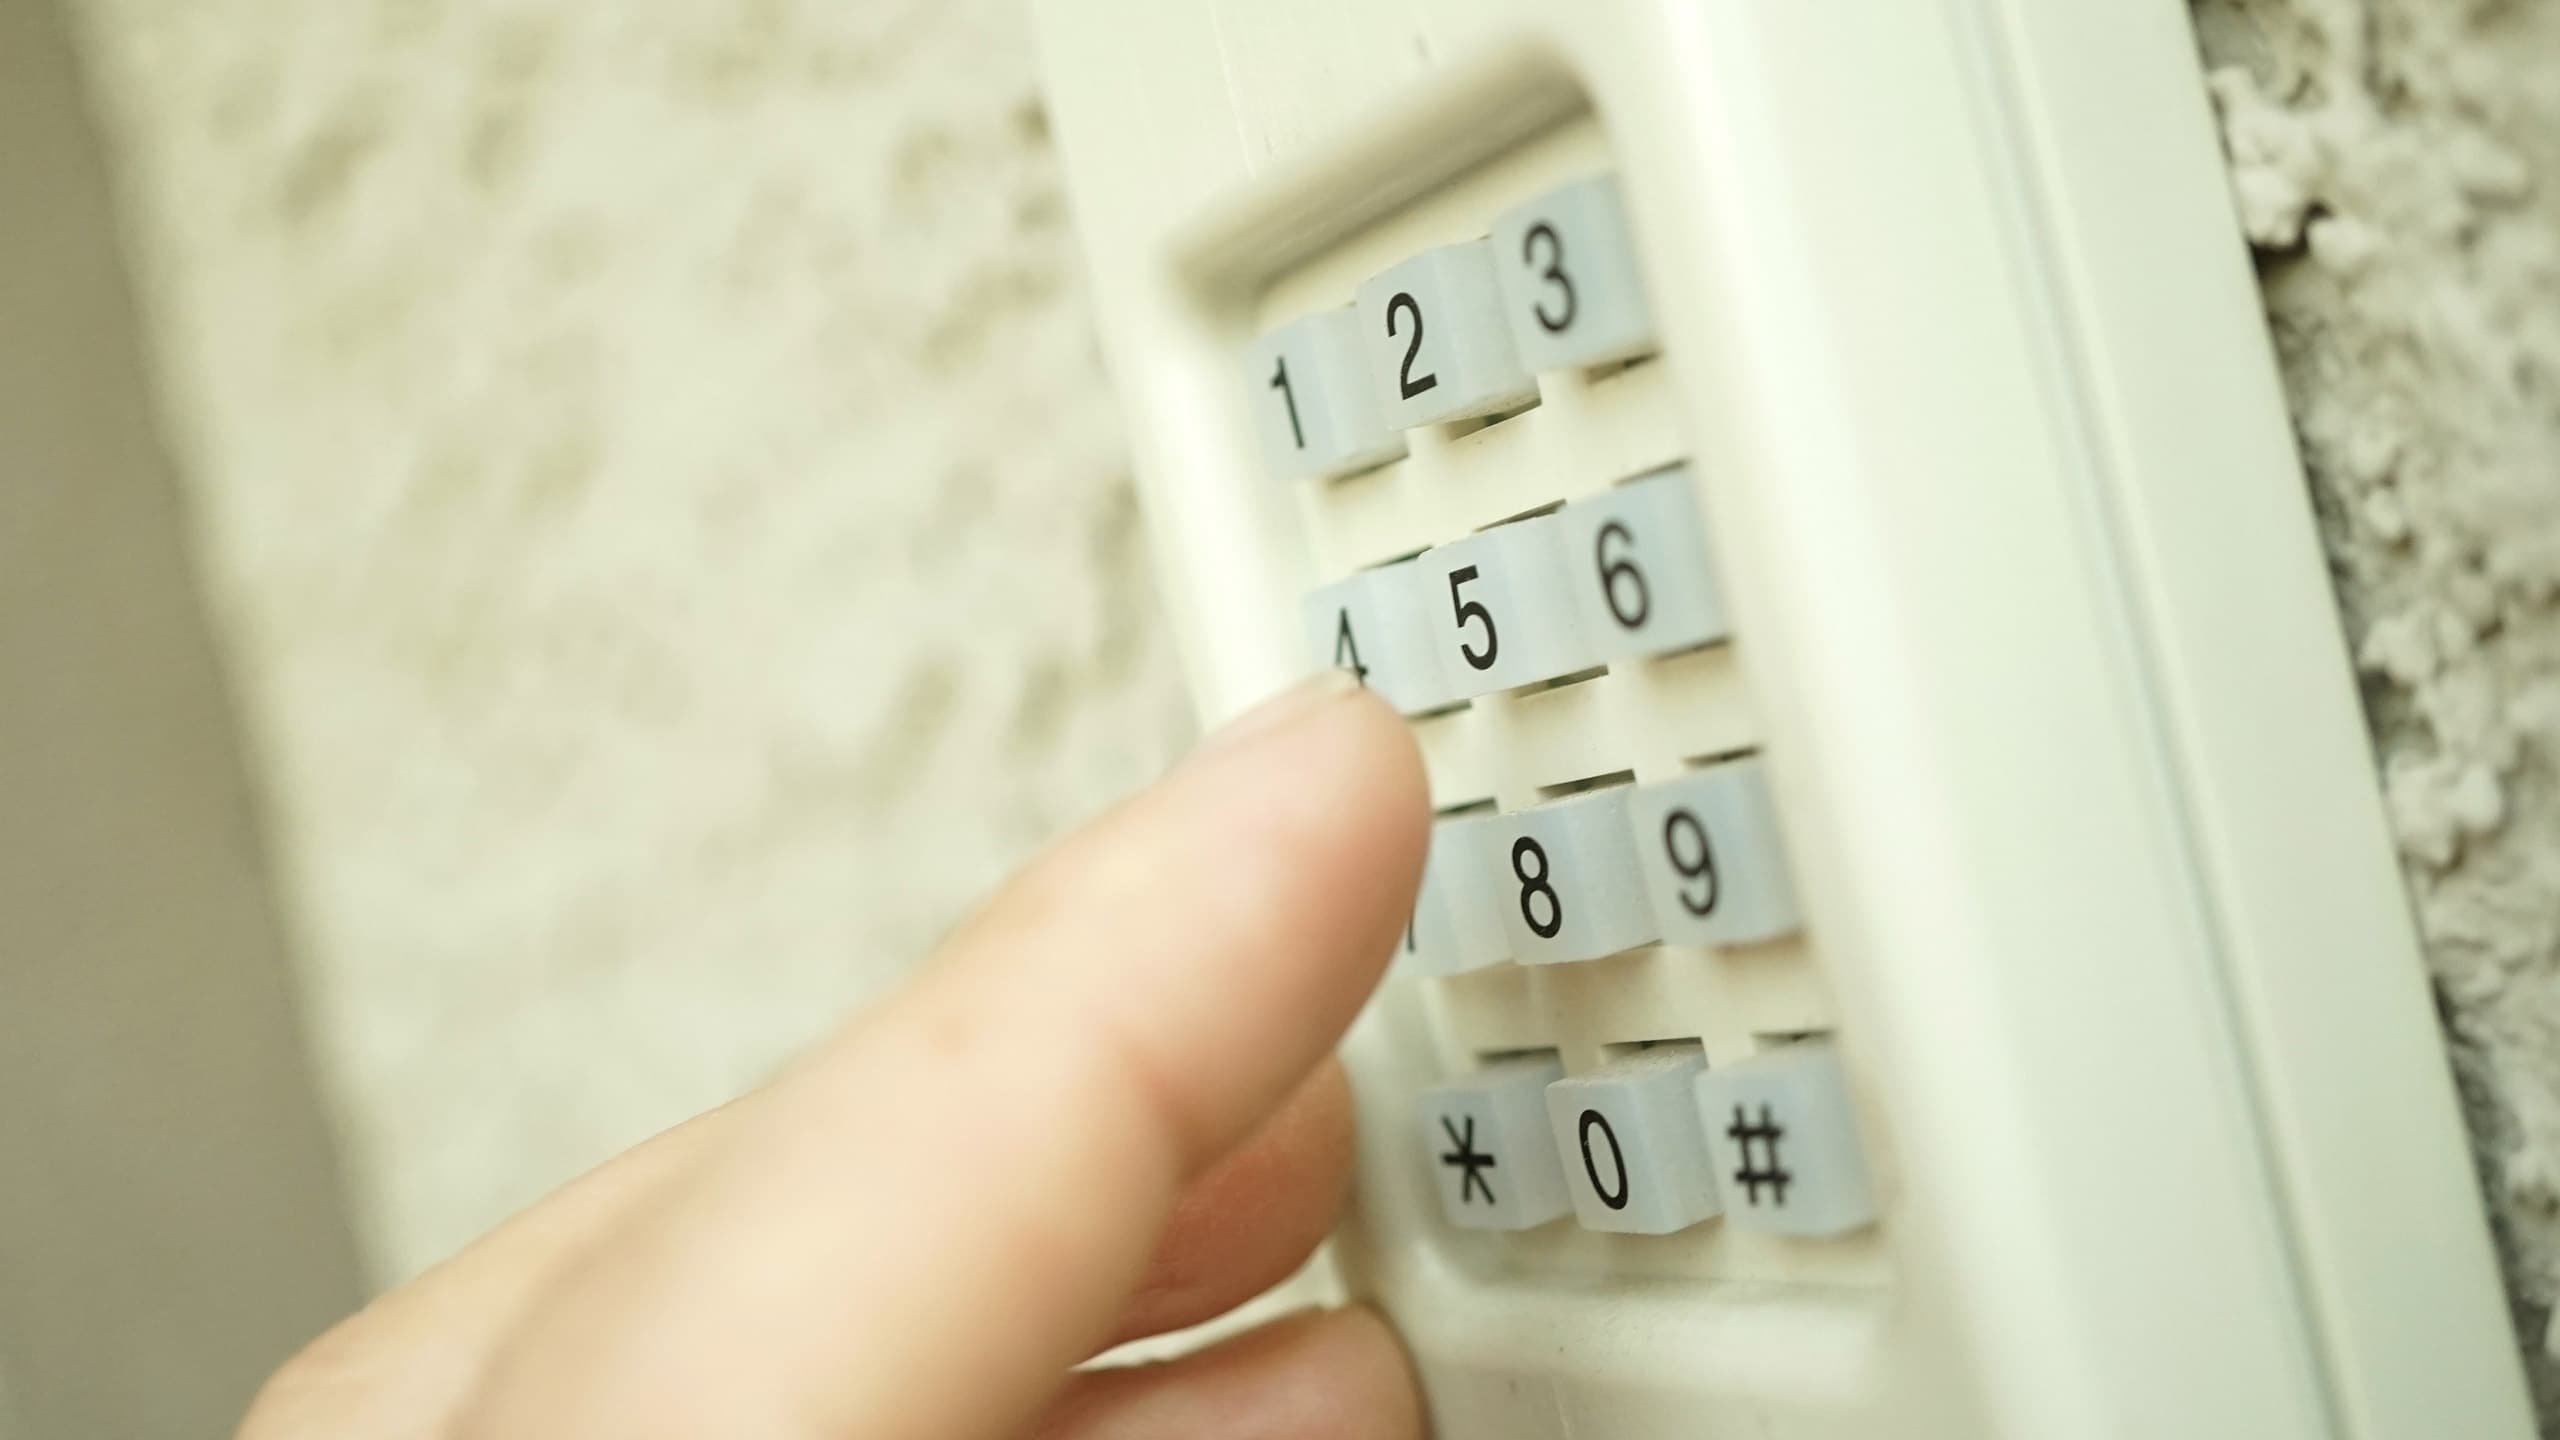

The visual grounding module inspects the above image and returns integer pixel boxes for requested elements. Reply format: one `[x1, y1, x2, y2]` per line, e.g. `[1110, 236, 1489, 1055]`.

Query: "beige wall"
[0, 2, 367, 1435]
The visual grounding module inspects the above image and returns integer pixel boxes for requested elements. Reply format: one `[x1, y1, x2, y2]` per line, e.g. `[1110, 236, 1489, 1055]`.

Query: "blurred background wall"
[6, 0, 2558, 1433]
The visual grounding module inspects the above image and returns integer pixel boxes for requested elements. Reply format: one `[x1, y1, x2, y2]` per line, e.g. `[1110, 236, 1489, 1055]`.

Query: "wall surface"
[2195, 0, 2560, 1418]
[46, 0, 2560, 1428]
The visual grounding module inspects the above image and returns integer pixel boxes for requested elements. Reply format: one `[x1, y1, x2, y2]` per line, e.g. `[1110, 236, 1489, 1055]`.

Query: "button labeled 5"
[1420, 1055, 1573, 1231]
[1243, 306, 1405, 482]
[1355, 240, 1538, 429]
[1487, 786, 1658, 965]
[1543, 1049, 1721, 1234]
[1491, 174, 1659, 373]
[1626, 758, 1801, 948]
[1301, 563, 1448, 716]
[1559, 467, 1730, 660]
[1416, 515, 1592, 699]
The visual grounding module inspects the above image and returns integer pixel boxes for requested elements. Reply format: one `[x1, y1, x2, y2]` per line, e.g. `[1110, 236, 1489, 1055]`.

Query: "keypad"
[1251, 165, 1878, 1273]
[1355, 240, 1539, 429]
[1420, 1055, 1574, 1231]
[1624, 758, 1802, 948]
[1303, 562, 1450, 716]
[1244, 305, 1407, 483]
[1490, 174, 1658, 373]
[1543, 1049, 1721, 1234]
[1694, 1043, 1877, 1238]
[1486, 786, 1657, 965]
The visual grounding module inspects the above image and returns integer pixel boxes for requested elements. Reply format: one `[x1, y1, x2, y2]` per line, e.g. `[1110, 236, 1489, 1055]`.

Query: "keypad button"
[1558, 467, 1730, 660]
[1487, 787, 1659, 965]
[1400, 813, 1512, 978]
[1693, 1042, 1878, 1237]
[1243, 306, 1406, 482]
[1355, 240, 1539, 429]
[1491, 174, 1659, 372]
[1420, 1055, 1574, 1231]
[1625, 758, 1802, 948]
[1543, 1050, 1722, 1234]
[1302, 562, 1450, 716]
[1415, 515, 1594, 699]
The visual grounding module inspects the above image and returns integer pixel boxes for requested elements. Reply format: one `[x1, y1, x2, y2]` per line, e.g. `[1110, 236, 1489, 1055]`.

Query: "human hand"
[239, 672, 1430, 1440]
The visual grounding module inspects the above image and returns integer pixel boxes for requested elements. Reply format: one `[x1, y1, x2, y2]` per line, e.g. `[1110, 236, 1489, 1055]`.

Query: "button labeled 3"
[1626, 758, 1801, 948]
[1543, 1049, 1721, 1234]
[1693, 1042, 1877, 1237]
[1420, 1055, 1573, 1231]
[1491, 174, 1659, 373]
[1356, 240, 1539, 429]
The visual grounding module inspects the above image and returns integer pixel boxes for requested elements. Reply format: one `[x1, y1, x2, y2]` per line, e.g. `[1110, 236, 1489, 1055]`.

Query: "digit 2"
[1386, 292, 1438, 400]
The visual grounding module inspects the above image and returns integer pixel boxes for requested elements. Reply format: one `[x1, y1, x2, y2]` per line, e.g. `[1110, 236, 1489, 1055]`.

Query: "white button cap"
[1420, 1055, 1573, 1231]
[1625, 758, 1802, 948]
[1400, 813, 1512, 978]
[1693, 1042, 1878, 1237]
[1558, 467, 1730, 659]
[1543, 1049, 1722, 1234]
[1491, 174, 1659, 372]
[1414, 515, 1594, 699]
[1355, 240, 1539, 428]
[1302, 562, 1450, 716]
[1487, 786, 1658, 965]
[1242, 306, 1405, 482]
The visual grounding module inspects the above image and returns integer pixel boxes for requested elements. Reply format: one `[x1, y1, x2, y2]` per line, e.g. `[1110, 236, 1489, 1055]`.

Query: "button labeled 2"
[1491, 173, 1659, 373]
[1243, 306, 1405, 482]
[1694, 1042, 1878, 1237]
[1625, 758, 1801, 948]
[1419, 1055, 1573, 1231]
[1559, 467, 1730, 660]
[1303, 563, 1449, 716]
[1415, 515, 1593, 699]
[1355, 240, 1539, 429]
[1487, 786, 1658, 965]
[1543, 1049, 1721, 1234]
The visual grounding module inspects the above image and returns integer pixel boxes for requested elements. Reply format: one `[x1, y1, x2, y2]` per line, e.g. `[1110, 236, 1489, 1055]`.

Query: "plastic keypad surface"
[1694, 1042, 1877, 1238]
[1544, 1048, 1721, 1234]
[1420, 1054, 1573, 1231]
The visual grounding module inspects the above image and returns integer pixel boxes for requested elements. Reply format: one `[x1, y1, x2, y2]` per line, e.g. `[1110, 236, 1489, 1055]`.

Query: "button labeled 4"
[1302, 563, 1448, 716]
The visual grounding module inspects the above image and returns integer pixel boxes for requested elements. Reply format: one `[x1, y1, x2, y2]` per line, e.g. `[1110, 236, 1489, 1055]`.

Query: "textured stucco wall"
[2196, 0, 2560, 1416]
[67, 0, 1192, 1285]
[54, 0, 2560, 1423]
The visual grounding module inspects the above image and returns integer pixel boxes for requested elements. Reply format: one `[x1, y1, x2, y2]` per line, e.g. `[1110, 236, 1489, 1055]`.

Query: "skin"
[238, 671, 1431, 1440]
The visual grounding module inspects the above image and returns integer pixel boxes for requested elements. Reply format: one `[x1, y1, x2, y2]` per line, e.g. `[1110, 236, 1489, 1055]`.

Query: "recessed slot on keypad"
[1535, 768, 1636, 802]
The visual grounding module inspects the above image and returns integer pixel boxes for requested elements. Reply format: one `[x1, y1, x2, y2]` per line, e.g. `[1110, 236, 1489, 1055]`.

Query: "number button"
[1401, 813, 1512, 978]
[1693, 1041, 1878, 1237]
[1240, 306, 1406, 482]
[1419, 1055, 1574, 1231]
[1542, 1050, 1722, 1234]
[1354, 241, 1538, 429]
[1625, 758, 1802, 948]
[1301, 562, 1450, 716]
[1558, 466, 1729, 660]
[1415, 515, 1594, 699]
[1491, 174, 1659, 373]
[1487, 786, 1658, 965]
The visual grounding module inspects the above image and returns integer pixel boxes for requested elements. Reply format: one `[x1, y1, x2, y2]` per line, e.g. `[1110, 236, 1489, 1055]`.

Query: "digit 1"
[1270, 355, 1304, 448]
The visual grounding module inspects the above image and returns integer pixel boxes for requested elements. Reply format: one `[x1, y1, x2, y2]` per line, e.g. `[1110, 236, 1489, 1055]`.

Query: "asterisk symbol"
[1440, 1115, 1497, 1206]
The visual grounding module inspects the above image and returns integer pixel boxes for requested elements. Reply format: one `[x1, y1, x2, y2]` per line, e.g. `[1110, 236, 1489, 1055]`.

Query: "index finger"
[460, 673, 1428, 1440]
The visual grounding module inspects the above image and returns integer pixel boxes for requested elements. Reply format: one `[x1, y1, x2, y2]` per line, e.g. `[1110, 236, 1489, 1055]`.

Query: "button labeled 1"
[1243, 306, 1405, 482]
[1355, 240, 1538, 429]
[1626, 758, 1801, 947]
[1694, 1042, 1878, 1237]
[1420, 1055, 1572, 1230]
[1543, 1049, 1721, 1234]
[1400, 813, 1511, 978]
[1558, 467, 1730, 660]
[1302, 562, 1449, 716]
[1415, 515, 1593, 699]
[1491, 173, 1659, 373]
[1488, 786, 1658, 964]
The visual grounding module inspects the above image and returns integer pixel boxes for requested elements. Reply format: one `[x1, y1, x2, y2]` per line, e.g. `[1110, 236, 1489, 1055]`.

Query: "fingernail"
[1199, 670, 1362, 754]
